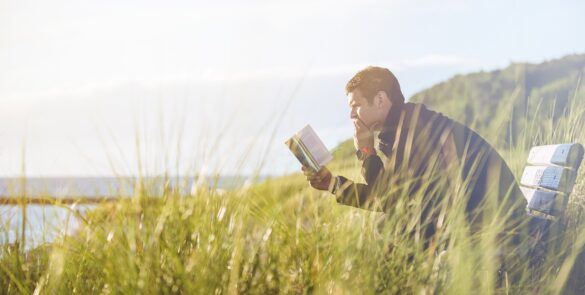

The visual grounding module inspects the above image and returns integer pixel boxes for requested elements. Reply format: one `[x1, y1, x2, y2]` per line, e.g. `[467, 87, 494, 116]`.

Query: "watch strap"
[356, 146, 376, 161]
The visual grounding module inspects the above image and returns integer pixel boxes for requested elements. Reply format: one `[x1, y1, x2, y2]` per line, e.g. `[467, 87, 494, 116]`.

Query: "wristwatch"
[356, 146, 376, 161]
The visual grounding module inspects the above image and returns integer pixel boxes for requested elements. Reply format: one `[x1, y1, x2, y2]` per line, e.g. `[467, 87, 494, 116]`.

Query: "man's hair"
[345, 66, 405, 105]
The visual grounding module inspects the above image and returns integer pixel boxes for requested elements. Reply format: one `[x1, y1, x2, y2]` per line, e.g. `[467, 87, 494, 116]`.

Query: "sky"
[1, 0, 584, 177]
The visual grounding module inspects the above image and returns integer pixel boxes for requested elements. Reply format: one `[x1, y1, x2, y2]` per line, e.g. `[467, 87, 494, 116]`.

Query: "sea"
[0, 175, 260, 248]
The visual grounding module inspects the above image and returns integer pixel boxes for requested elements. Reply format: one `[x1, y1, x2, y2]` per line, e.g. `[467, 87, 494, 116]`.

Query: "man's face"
[347, 89, 389, 132]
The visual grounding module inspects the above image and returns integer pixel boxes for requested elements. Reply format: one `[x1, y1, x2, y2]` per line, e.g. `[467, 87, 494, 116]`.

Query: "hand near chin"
[353, 119, 375, 151]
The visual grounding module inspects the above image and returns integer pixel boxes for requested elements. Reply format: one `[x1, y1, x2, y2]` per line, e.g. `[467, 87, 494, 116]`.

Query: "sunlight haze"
[1, 0, 584, 176]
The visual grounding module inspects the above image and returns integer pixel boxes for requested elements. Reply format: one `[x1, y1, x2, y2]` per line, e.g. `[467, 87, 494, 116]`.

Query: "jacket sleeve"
[332, 154, 385, 211]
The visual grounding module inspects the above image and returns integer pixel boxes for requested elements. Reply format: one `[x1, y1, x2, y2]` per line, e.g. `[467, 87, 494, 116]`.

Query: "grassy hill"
[2, 54, 585, 294]
[410, 54, 585, 148]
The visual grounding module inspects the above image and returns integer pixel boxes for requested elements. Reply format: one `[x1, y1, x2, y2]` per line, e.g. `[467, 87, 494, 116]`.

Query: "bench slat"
[527, 143, 584, 168]
[520, 186, 560, 216]
[520, 165, 568, 192]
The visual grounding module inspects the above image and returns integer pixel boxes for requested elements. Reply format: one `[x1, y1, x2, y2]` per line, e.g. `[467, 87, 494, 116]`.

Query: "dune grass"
[1, 91, 585, 294]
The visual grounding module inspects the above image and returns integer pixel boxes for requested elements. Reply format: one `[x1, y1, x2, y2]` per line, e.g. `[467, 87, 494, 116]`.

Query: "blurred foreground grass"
[2, 93, 585, 294]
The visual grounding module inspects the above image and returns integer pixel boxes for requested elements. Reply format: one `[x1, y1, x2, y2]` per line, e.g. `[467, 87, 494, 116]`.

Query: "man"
[302, 66, 528, 254]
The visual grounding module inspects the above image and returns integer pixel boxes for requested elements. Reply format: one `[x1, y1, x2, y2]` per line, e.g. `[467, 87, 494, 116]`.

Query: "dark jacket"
[332, 102, 527, 240]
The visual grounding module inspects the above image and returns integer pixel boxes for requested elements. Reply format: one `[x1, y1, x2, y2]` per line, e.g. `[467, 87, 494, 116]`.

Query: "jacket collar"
[378, 102, 405, 154]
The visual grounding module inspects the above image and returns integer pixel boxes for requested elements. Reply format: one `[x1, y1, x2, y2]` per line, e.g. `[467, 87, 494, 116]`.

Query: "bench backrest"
[520, 143, 584, 220]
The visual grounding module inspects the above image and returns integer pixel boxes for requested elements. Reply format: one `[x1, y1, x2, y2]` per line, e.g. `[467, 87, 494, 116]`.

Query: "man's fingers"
[353, 122, 362, 135]
[354, 118, 368, 131]
[317, 168, 329, 178]
[302, 167, 322, 177]
[309, 179, 323, 186]
[306, 174, 321, 181]
[302, 166, 328, 185]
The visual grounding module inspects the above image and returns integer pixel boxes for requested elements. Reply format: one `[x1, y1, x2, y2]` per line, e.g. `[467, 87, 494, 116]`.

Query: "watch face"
[356, 150, 365, 160]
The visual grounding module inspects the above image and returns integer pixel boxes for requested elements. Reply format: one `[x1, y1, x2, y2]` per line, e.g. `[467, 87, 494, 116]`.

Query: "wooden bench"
[518, 143, 584, 279]
[520, 143, 584, 220]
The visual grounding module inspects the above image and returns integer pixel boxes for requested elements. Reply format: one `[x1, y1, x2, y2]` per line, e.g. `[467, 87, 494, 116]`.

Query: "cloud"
[399, 54, 481, 68]
[1, 53, 482, 104]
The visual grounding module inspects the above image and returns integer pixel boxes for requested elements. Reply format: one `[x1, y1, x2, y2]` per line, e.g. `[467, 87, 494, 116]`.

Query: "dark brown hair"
[345, 66, 405, 105]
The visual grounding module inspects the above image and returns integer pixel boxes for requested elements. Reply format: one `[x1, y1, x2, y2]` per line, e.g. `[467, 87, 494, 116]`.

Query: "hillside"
[409, 54, 585, 147]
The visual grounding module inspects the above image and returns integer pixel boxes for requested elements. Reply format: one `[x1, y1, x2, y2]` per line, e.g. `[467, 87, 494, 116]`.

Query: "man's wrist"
[356, 146, 377, 161]
[327, 176, 338, 194]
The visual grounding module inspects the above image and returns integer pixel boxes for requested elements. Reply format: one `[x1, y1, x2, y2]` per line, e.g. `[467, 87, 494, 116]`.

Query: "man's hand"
[301, 166, 332, 191]
[353, 118, 375, 151]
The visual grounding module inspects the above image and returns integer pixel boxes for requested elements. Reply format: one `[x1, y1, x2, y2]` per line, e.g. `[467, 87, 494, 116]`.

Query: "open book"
[285, 125, 333, 172]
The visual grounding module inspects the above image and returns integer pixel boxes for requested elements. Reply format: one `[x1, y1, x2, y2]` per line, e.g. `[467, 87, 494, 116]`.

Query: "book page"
[297, 125, 333, 167]
[285, 135, 320, 172]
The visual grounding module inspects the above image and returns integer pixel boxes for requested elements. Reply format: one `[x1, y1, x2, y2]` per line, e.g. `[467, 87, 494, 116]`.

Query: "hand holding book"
[301, 165, 333, 191]
[285, 125, 335, 192]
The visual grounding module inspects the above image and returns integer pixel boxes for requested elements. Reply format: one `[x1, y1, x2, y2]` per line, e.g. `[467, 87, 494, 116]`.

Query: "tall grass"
[1, 89, 585, 294]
